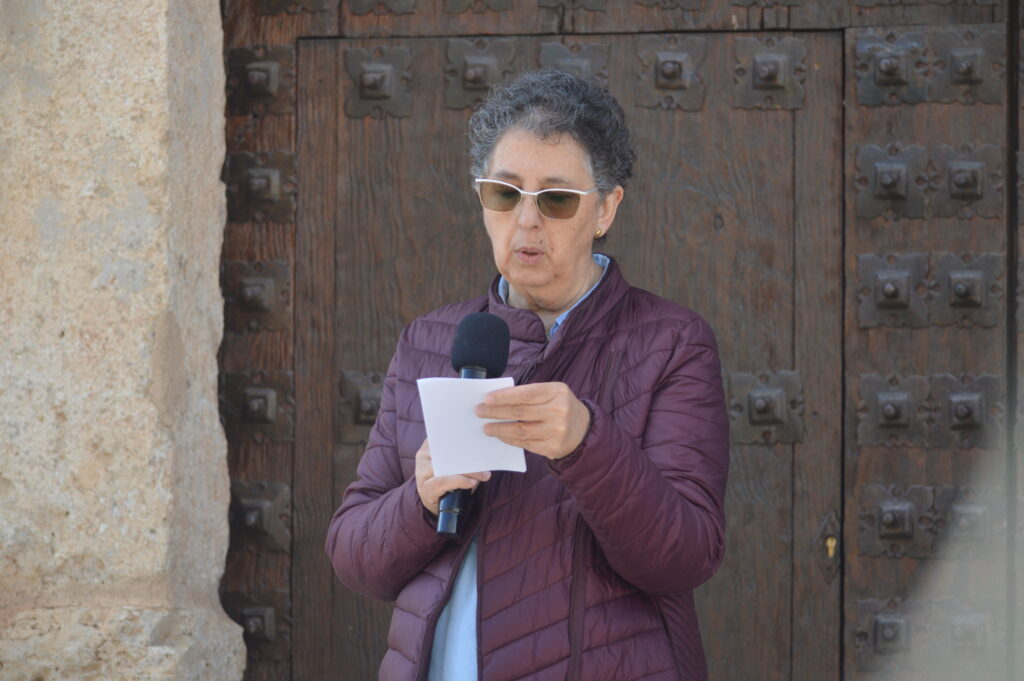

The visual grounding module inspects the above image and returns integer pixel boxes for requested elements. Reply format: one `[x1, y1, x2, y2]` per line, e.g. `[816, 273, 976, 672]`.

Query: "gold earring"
[594, 229, 603, 239]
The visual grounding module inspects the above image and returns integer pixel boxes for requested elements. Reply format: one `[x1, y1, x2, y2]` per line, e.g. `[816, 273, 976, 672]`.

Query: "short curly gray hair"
[467, 69, 636, 195]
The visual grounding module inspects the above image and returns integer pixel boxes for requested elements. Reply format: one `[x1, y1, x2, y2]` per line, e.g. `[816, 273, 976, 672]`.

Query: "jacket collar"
[485, 256, 630, 352]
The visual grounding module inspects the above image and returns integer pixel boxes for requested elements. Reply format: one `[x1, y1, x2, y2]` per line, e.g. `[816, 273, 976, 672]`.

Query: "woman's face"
[480, 128, 623, 308]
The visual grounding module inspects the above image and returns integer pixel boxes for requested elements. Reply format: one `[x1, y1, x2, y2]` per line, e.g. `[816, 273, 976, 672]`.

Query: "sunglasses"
[474, 178, 598, 220]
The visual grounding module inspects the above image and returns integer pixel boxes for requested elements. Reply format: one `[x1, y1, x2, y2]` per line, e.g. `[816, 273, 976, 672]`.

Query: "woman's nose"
[514, 193, 544, 229]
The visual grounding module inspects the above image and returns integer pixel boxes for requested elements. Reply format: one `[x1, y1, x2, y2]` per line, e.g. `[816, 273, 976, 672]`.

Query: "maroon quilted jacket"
[327, 258, 730, 681]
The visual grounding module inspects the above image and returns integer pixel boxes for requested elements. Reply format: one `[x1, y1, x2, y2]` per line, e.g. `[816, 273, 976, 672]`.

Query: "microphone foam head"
[451, 313, 511, 378]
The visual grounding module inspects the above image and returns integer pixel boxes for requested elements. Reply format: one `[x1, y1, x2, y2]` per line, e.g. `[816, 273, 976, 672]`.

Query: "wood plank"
[223, 0, 337, 47]
[340, 2, 559, 38]
[220, 4, 306, 680]
[564, 1, 848, 32]
[849, 2, 1006, 29]
[294, 39, 340, 681]
[1013, 23, 1022, 681]
[791, 30, 843, 681]
[843, 23, 1010, 681]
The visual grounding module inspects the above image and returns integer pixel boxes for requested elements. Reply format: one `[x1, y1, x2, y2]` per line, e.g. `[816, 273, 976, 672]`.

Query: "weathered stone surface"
[0, 1, 244, 678]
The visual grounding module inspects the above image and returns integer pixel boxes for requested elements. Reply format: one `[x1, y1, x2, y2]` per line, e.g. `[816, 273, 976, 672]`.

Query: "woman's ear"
[595, 186, 625, 238]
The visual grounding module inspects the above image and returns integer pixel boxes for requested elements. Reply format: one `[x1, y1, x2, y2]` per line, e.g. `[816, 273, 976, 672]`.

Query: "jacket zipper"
[566, 348, 620, 681]
[566, 515, 590, 681]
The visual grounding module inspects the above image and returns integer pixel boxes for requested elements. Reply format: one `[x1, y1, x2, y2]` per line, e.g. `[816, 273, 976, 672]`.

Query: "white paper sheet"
[416, 376, 526, 477]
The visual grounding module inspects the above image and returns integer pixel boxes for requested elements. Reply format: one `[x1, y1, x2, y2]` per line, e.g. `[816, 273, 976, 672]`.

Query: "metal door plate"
[224, 152, 297, 223]
[929, 144, 1003, 219]
[446, 0, 513, 10]
[344, 47, 413, 118]
[727, 371, 804, 444]
[930, 374, 1003, 449]
[856, 253, 929, 328]
[226, 45, 296, 116]
[230, 479, 291, 552]
[444, 39, 516, 110]
[854, 144, 928, 220]
[338, 370, 386, 443]
[854, 31, 928, 106]
[220, 371, 295, 443]
[221, 590, 291, 660]
[931, 253, 1003, 328]
[733, 36, 806, 110]
[635, 35, 707, 111]
[856, 374, 929, 447]
[538, 42, 610, 83]
[858, 484, 934, 558]
[349, 0, 416, 14]
[222, 260, 291, 333]
[930, 29, 1005, 105]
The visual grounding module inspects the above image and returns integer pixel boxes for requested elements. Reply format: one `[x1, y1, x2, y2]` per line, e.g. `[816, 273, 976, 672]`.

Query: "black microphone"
[437, 312, 511, 537]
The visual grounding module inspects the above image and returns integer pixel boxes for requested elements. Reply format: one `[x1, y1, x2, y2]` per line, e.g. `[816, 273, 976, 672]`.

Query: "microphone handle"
[436, 364, 489, 537]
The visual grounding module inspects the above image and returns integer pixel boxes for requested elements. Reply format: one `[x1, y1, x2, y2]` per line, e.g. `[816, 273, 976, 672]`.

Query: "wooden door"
[219, 2, 1018, 680]
[295, 32, 842, 681]
[841, 23, 1014, 681]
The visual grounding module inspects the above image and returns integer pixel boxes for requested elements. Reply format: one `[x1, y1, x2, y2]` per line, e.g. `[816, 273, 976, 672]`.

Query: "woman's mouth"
[515, 248, 543, 264]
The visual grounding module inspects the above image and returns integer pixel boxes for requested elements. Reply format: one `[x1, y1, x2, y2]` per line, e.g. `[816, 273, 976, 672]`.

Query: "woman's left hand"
[475, 382, 591, 460]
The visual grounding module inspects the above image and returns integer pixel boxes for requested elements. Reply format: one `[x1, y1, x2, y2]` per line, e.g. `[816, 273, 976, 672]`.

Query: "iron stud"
[882, 403, 901, 421]
[660, 60, 681, 79]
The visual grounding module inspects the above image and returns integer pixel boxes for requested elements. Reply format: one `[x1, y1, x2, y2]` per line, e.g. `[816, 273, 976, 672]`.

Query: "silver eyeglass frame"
[473, 178, 598, 220]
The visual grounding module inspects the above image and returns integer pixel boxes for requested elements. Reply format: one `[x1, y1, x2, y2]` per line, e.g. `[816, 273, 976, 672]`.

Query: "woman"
[326, 69, 729, 681]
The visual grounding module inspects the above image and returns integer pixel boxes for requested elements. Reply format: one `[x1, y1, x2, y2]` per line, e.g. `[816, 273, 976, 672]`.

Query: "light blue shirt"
[427, 253, 610, 681]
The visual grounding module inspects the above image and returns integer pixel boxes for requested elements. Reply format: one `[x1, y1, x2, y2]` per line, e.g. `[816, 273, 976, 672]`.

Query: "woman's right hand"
[414, 439, 492, 516]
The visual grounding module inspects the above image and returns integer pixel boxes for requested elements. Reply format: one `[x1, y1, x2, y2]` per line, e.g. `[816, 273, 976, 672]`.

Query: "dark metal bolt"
[361, 71, 385, 91]
[953, 170, 974, 189]
[881, 282, 899, 298]
[953, 282, 971, 298]
[879, 170, 899, 188]
[882, 626, 896, 641]
[753, 397, 770, 413]
[882, 402, 900, 420]
[248, 396, 266, 415]
[660, 60, 681, 79]
[247, 69, 268, 88]
[881, 511, 896, 526]
[244, 616, 264, 635]
[955, 59, 974, 76]
[241, 284, 265, 306]
[954, 403, 973, 420]
[957, 516, 970, 531]
[244, 508, 261, 528]
[878, 57, 899, 75]
[464, 66, 485, 85]
[248, 176, 269, 195]
[360, 399, 372, 414]
[757, 62, 778, 81]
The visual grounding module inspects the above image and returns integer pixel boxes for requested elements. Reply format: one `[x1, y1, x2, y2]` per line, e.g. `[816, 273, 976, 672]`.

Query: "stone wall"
[0, 1, 245, 678]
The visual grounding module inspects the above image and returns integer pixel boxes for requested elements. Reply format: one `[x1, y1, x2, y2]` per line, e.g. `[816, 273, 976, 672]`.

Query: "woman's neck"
[507, 258, 603, 334]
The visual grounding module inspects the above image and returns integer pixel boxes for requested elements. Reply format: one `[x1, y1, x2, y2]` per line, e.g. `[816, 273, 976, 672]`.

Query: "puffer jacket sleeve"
[549, 315, 730, 594]
[325, 331, 447, 602]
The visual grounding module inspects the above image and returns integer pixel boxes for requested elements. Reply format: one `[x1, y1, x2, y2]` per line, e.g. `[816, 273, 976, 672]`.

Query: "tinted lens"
[478, 181, 522, 212]
[536, 190, 582, 220]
